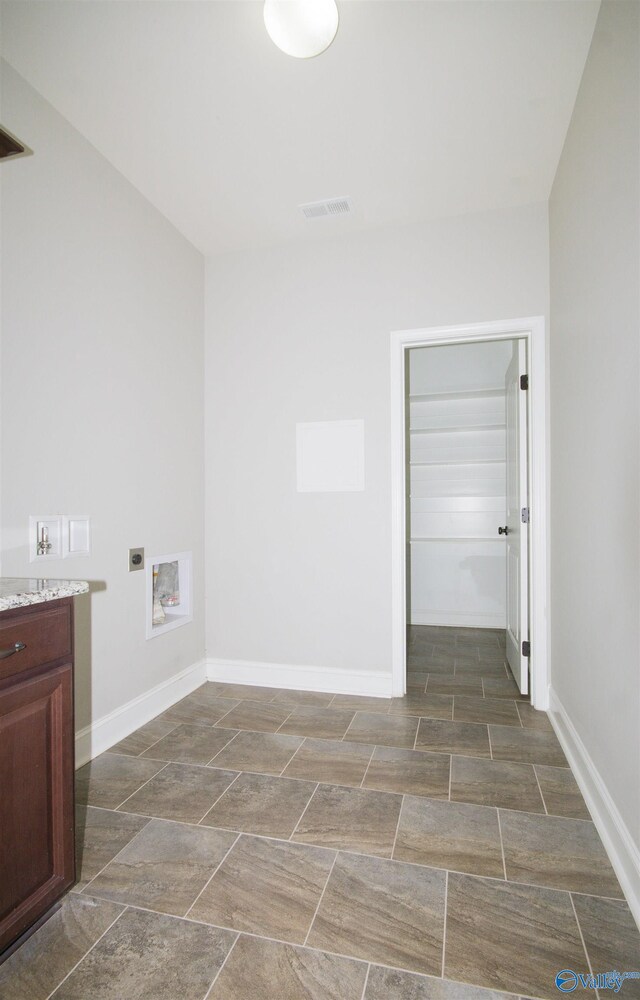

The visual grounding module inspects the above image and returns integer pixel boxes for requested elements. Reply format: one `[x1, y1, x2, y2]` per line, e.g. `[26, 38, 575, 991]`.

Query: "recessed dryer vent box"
[146, 551, 193, 639]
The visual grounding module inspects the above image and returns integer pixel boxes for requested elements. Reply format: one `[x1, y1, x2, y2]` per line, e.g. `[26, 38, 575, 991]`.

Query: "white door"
[504, 340, 529, 694]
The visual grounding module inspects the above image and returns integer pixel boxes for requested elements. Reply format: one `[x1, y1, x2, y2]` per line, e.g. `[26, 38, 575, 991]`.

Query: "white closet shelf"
[409, 535, 505, 542]
[409, 423, 506, 434]
[410, 458, 506, 467]
[409, 388, 505, 403]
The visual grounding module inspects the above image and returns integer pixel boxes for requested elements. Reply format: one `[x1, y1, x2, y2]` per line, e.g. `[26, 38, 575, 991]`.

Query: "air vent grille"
[299, 197, 353, 220]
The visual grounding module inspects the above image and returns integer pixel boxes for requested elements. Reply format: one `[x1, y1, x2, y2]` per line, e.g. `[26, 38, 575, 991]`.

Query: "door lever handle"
[498, 526, 509, 536]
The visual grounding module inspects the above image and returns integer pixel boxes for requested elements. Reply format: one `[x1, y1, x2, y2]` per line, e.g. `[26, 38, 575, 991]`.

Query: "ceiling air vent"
[299, 197, 353, 220]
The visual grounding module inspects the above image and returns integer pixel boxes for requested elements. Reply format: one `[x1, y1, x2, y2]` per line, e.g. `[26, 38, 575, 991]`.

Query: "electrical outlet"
[129, 547, 144, 572]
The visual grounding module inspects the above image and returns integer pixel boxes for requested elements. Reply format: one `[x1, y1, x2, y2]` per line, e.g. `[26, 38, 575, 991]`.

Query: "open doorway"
[406, 338, 529, 698]
[390, 317, 548, 708]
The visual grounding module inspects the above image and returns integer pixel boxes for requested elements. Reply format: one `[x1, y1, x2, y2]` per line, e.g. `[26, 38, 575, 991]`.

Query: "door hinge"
[521, 507, 530, 524]
[522, 640, 531, 657]
[520, 374, 529, 390]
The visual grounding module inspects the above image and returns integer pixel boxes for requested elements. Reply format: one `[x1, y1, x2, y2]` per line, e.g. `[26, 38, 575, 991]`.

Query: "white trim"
[410, 611, 506, 629]
[390, 317, 549, 704]
[549, 687, 640, 929]
[75, 658, 207, 767]
[207, 658, 393, 698]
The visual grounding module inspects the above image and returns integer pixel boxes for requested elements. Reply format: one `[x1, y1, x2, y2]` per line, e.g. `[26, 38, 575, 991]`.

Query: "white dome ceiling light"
[263, 0, 339, 59]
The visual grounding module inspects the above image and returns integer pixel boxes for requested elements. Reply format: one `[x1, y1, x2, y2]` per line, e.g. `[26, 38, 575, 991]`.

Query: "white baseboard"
[207, 657, 393, 698]
[548, 687, 640, 930]
[75, 658, 208, 768]
[410, 611, 506, 629]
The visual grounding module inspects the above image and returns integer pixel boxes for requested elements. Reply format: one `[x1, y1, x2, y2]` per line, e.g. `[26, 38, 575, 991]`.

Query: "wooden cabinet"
[0, 598, 75, 955]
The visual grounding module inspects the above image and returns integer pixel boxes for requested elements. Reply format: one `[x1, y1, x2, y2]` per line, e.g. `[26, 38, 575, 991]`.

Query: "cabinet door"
[0, 662, 75, 952]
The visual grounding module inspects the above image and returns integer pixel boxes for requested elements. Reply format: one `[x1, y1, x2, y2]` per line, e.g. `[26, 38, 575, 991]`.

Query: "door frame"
[390, 316, 549, 709]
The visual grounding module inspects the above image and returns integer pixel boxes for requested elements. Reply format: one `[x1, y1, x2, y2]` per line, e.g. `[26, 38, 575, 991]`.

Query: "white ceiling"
[1, 0, 599, 256]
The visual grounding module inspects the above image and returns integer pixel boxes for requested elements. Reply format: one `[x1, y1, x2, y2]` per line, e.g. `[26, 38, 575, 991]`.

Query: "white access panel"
[296, 419, 365, 493]
[65, 515, 91, 556]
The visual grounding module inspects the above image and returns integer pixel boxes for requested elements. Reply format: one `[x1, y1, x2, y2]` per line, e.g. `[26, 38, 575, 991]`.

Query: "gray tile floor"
[2, 625, 639, 999]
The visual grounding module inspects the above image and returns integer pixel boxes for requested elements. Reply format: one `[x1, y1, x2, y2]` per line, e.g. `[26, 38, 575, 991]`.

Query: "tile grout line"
[359, 963, 372, 1000]
[125, 722, 181, 757]
[340, 714, 359, 744]
[440, 869, 449, 979]
[134, 758, 312, 782]
[447, 753, 453, 802]
[358, 744, 378, 789]
[197, 770, 244, 825]
[181, 700, 241, 728]
[44, 905, 128, 1000]
[110, 761, 171, 812]
[150, 713, 230, 732]
[203, 931, 240, 1000]
[278, 737, 306, 776]
[389, 794, 405, 861]
[273, 708, 296, 734]
[213, 703, 284, 731]
[496, 808, 508, 881]
[532, 763, 549, 815]
[302, 850, 339, 947]
[569, 892, 596, 982]
[487, 724, 493, 761]
[411, 719, 420, 751]
[287, 782, 320, 842]
[77, 816, 154, 894]
[206, 729, 242, 767]
[184, 832, 242, 919]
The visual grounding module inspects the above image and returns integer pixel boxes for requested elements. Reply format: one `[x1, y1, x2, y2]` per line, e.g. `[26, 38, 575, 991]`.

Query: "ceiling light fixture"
[263, 0, 339, 59]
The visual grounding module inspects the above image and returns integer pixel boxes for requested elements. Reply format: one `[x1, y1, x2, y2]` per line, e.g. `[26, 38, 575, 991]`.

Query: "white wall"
[0, 63, 206, 750]
[549, 0, 640, 915]
[205, 203, 549, 682]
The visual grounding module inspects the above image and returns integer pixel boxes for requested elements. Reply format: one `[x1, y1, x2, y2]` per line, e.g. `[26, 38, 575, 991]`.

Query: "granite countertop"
[0, 578, 89, 612]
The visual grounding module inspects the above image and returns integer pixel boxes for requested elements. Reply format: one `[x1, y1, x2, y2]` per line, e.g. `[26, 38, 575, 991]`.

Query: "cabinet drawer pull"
[0, 642, 26, 659]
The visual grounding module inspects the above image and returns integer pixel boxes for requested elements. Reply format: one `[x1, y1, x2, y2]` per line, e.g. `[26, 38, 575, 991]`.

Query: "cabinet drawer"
[0, 601, 72, 682]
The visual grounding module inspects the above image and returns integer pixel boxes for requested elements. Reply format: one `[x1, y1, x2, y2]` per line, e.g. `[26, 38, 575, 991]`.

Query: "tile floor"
[2, 625, 639, 999]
